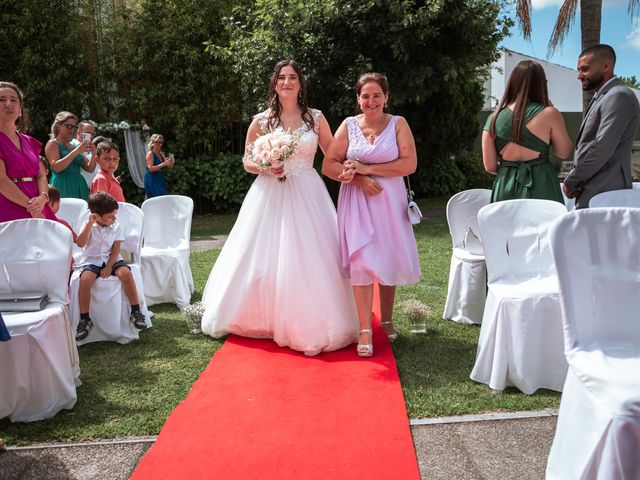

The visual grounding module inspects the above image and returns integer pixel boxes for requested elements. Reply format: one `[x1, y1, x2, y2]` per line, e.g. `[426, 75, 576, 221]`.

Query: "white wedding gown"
[201, 109, 358, 356]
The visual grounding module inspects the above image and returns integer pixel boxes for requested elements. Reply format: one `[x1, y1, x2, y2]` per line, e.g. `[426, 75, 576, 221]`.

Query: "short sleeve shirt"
[91, 172, 125, 202]
[81, 221, 124, 266]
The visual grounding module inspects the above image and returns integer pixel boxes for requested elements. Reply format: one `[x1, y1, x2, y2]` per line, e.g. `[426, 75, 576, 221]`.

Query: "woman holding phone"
[44, 111, 97, 200]
[74, 120, 99, 186]
[144, 133, 173, 198]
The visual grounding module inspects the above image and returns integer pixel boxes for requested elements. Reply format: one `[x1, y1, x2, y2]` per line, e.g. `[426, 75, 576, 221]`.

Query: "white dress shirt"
[81, 221, 124, 265]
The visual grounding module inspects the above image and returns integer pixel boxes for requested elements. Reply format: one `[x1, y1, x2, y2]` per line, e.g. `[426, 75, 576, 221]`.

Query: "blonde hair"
[50, 111, 78, 138]
[148, 133, 164, 151]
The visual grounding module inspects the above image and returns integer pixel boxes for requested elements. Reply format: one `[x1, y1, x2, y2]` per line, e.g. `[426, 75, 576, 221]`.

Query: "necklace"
[360, 116, 389, 143]
[1, 129, 21, 150]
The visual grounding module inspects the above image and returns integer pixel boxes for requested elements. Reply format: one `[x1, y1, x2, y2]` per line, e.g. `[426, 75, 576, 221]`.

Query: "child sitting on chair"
[75, 192, 145, 340]
[90, 140, 125, 202]
[47, 185, 78, 273]
[47, 185, 78, 242]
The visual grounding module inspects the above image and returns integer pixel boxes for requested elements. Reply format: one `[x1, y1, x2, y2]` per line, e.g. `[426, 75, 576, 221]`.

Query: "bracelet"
[39, 191, 49, 201]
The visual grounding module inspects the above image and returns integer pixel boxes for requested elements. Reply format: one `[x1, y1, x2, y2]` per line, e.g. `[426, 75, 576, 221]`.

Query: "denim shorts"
[81, 260, 130, 276]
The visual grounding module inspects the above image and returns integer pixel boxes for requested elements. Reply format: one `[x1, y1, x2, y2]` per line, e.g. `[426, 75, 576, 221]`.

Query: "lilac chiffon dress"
[0, 132, 56, 222]
[338, 116, 421, 286]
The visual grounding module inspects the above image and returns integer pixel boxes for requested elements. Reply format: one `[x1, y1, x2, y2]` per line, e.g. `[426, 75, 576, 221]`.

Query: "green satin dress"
[50, 140, 89, 200]
[484, 103, 564, 204]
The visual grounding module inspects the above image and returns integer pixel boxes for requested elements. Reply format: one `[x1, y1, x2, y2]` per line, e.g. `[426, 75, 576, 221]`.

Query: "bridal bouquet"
[244, 131, 301, 182]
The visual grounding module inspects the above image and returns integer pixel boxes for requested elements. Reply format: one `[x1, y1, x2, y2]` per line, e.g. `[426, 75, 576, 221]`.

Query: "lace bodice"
[255, 109, 322, 176]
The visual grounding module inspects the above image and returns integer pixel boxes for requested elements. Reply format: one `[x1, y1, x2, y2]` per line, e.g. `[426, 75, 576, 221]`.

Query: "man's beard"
[583, 72, 605, 91]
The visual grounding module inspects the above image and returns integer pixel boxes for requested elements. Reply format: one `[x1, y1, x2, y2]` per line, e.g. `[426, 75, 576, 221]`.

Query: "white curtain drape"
[122, 128, 148, 188]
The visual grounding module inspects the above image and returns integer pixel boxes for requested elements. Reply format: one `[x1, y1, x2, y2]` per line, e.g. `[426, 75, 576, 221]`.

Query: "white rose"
[254, 136, 270, 153]
[259, 150, 272, 165]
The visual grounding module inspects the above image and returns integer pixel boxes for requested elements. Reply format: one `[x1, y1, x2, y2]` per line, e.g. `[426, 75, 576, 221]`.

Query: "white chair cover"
[470, 199, 568, 393]
[141, 195, 194, 308]
[546, 208, 640, 479]
[57, 198, 90, 263]
[632, 182, 640, 190]
[57, 198, 89, 233]
[0, 219, 80, 422]
[443, 189, 491, 324]
[589, 188, 640, 208]
[561, 188, 576, 211]
[68, 203, 152, 345]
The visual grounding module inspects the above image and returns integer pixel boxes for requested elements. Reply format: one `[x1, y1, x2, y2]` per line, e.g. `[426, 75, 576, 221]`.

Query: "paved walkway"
[0, 411, 557, 479]
[190, 236, 227, 252]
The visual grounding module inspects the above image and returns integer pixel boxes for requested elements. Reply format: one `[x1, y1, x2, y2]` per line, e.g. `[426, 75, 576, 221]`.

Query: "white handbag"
[0, 292, 49, 312]
[405, 176, 423, 225]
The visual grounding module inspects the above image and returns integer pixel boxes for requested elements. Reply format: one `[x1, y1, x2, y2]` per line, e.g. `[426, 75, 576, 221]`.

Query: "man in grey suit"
[563, 44, 640, 208]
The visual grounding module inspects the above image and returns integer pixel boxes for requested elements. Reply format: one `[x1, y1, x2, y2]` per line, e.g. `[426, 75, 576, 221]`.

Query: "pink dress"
[337, 116, 420, 286]
[0, 131, 56, 222]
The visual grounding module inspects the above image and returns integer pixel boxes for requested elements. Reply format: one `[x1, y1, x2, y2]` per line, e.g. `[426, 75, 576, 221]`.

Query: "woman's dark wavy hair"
[266, 60, 314, 132]
[489, 60, 550, 143]
[0, 81, 30, 132]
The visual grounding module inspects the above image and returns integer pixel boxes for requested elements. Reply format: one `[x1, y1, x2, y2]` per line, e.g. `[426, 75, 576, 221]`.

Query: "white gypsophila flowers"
[399, 299, 430, 321]
[181, 301, 206, 325]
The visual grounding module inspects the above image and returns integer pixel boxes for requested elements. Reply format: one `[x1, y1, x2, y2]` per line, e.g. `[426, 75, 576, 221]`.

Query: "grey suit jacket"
[565, 77, 640, 208]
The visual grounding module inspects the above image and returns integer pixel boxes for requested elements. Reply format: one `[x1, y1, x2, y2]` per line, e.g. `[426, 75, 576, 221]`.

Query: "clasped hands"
[561, 182, 582, 199]
[267, 161, 284, 177]
[337, 159, 383, 196]
[26, 192, 47, 218]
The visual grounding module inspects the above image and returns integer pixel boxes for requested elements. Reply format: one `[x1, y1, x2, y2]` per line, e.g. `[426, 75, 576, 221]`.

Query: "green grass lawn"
[0, 198, 559, 445]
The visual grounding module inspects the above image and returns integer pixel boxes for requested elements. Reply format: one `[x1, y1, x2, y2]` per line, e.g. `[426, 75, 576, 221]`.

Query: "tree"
[213, 0, 510, 196]
[0, 0, 89, 140]
[113, 0, 241, 151]
[620, 75, 640, 89]
[514, 0, 639, 111]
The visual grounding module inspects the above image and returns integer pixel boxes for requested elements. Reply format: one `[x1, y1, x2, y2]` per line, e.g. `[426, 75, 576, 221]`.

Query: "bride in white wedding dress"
[201, 60, 358, 356]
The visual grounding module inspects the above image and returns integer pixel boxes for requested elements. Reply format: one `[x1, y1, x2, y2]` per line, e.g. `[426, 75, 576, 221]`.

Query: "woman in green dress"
[44, 111, 96, 200]
[482, 61, 572, 203]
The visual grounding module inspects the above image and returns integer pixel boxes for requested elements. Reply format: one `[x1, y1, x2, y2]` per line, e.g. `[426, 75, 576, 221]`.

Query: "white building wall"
[483, 49, 583, 112]
[484, 49, 640, 112]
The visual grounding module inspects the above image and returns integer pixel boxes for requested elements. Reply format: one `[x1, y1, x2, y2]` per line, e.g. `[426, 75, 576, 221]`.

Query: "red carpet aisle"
[132, 301, 420, 479]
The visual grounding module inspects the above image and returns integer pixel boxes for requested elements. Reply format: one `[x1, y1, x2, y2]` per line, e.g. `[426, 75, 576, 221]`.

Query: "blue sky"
[500, 0, 640, 79]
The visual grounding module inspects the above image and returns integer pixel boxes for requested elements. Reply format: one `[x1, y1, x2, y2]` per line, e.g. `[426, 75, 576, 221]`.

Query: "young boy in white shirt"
[75, 192, 146, 340]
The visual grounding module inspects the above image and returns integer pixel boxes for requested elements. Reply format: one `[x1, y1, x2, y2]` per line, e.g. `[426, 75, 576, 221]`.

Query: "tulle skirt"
[201, 170, 358, 356]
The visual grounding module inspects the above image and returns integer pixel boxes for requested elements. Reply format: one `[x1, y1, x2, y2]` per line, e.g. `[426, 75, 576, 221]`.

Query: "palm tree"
[515, 0, 639, 111]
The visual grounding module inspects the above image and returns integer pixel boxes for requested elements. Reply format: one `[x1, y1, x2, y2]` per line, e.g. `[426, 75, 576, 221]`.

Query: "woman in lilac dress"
[0, 81, 56, 222]
[323, 72, 420, 357]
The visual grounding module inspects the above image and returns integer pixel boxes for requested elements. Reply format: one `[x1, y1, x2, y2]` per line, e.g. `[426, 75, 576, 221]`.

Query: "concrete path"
[0, 412, 557, 479]
[190, 236, 227, 252]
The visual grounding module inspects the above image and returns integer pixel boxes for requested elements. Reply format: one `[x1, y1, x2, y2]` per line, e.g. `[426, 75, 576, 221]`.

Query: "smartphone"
[83, 132, 91, 143]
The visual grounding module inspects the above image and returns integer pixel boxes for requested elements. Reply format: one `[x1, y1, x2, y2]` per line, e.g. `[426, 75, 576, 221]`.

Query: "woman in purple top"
[323, 72, 421, 357]
[0, 82, 56, 222]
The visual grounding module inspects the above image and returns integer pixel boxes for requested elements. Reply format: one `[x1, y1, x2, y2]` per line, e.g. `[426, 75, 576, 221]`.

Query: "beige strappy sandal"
[381, 321, 398, 343]
[357, 328, 373, 357]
